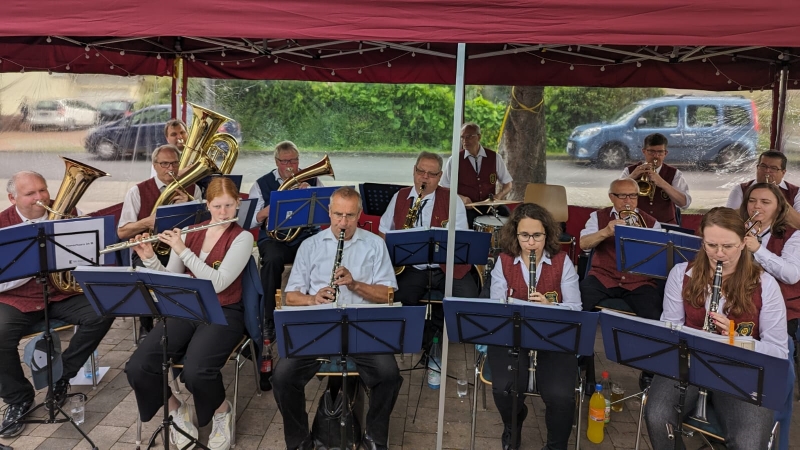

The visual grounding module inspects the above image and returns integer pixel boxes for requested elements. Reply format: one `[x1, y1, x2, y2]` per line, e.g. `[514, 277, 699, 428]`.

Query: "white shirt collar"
[462, 146, 487, 159]
[513, 252, 553, 266]
[272, 168, 283, 184]
[16, 207, 48, 223]
[406, 187, 437, 201]
[153, 177, 169, 190]
[323, 227, 362, 244]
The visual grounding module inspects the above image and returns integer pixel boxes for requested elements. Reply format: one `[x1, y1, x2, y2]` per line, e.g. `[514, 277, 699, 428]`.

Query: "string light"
[412, 52, 415, 57]
[727, 79, 732, 84]
[274, 57, 279, 64]
[65, 64, 70, 70]
[84, 45, 90, 52]
[540, 59, 545, 64]
[387, 62, 391, 67]
[110, 65, 114, 69]
[301, 66, 306, 71]
[702, 58, 707, 62]
[120, 50, 125, 55]
[221, 51, 226, 57]
[715, 70, 720, 75]
[600, 66, 605, 71]
[85, 54, 90, 59]
[156, 53, 161, 59]
[636, 62, 641, 67]
[331, 70, 335, 76]
[567, 46, 572, 52]
[569, 64, 574, 70]
[358, 68, 362, 74]
[46, 36, 52, 43]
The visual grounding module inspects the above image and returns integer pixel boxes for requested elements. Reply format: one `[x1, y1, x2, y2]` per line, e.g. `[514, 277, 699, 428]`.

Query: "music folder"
[154, 201, 206, 232]
[267, 186, 343, 231]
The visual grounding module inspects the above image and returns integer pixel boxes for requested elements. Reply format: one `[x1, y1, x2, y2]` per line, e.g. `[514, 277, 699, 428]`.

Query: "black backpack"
[311, 380, 362, 450]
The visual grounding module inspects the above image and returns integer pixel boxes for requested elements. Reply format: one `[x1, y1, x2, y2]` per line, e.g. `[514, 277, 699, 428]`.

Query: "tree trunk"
[498, 86, 546, 201]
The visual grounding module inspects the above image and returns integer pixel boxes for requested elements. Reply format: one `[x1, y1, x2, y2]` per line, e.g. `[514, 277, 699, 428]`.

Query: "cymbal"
[465, 198, 521, 208]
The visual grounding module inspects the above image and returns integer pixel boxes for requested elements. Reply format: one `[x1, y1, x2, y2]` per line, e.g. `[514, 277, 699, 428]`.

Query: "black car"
[84, 104, 243, 160]
[97, 100, 135, 123]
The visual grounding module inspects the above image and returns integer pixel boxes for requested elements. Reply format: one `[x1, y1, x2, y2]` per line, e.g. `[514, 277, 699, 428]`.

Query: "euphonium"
[44, 157, 111, 293]
[394, 183, 426, 275]
[691, 260, 724, 423]
[178, 103, 239, 173]
[637, 159, 656, 200]
[619, 205, 646, 228]
[267, 155, 336, 243]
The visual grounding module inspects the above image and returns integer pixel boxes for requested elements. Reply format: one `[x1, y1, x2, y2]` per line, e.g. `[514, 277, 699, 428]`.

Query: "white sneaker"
[207, 400, 232, 450]
[169, 398, 198, 449]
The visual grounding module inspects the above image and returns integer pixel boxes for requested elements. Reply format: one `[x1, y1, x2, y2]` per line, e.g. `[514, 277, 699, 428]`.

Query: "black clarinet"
[329, 230, 346, 306]
[527, 251, 537, 393]
[704, 261, 724, 333]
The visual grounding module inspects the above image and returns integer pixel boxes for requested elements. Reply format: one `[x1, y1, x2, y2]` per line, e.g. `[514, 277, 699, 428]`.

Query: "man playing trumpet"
[620, 133, 691, 224]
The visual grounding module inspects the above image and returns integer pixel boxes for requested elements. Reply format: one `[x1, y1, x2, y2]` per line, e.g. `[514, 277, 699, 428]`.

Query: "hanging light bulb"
[540, 59, 545, 64]
[46, 36, 52, 43]
[120, 50, 125, 56]
[388, 62, 392, 67]
[331, 70, 335, 76]
[569, 65, 574, 70]
[636, 62, 642, 67]
[301, 66, 306, 71]
[358, 68, 362, 74]
[156, 53, 161, 59]
[221, 51, 226, 57]
[600, 66, 605, 71]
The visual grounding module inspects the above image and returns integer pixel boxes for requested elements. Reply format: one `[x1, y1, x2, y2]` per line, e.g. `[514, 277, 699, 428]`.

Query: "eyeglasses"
[702, 242, 741, 253]
[276, 158, 299, 165]
[460, 134, 479, 140]
[331, 212, 359, 221]
[610, 193, 638, 199]
[757, 163, 784, 172]
[517, 233, 546, 242]
[644, 149, 667, 155]
[414, 167, 442, 178]
[155, 161, 179, 168]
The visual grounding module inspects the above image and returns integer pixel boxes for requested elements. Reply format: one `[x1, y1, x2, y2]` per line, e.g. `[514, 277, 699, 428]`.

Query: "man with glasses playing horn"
[118, 144, 201, 340]
[726, 150, 800, 228]
[272, 187, 400, 450]
[620, 133, 691, 224]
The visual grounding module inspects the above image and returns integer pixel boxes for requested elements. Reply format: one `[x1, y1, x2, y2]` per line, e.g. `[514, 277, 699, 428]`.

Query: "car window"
[636, 106, 678, 128]
[35, 101, 60, 111]
[722, 105, 751, 127]
[687, 105, 718, 128]
[131, 108, 166, 125]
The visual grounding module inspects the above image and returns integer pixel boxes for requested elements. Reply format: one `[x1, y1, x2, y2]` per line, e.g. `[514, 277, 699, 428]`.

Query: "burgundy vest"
[392, 186, 471, 279]
[626, 162, 678, 224]
[136, 178, 198, 220]
[183, 221, 245, 306]
[766, 227, 800, 321]
[682, 268, 762, 339]
[588, 206, 658, 290]
[457, 149, 498, 203]
[739, 180, 799, 208]
[498, 252, 566, 303]
[0, 205, 72, 312]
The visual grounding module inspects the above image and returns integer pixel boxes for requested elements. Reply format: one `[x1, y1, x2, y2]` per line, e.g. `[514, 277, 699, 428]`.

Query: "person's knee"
[181, 360, 217, 389]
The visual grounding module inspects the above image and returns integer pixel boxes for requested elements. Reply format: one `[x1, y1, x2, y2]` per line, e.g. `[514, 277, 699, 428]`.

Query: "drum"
[473, 215, 509, 251]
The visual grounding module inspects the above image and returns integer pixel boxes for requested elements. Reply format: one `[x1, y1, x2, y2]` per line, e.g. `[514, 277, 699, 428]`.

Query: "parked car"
[97, 100, 135, 123]
[84, 104, 243, 160]
[29, 99, 98, 130]
[566, 95, 759, 170]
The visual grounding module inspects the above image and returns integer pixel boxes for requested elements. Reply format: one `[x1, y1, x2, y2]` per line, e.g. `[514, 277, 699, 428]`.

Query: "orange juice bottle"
[587, 383, 605, 443]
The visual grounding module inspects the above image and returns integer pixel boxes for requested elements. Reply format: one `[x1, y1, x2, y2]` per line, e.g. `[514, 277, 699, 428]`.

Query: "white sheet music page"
[52, 217, 106, 269]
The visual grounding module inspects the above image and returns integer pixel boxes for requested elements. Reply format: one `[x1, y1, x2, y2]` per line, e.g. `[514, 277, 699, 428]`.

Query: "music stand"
[615, 225, 702, 279]
[274, 303, 425, 449]
[72, 267, 226, 450]
[443, 296, 598, 449]
[359, 183, 407, 217]
[0, 217, 113, 450]
[154, 202, 206, 232]
[599, 310, 790, 450]
[384, 228, 491, 267]
[267, 186, 341, 233]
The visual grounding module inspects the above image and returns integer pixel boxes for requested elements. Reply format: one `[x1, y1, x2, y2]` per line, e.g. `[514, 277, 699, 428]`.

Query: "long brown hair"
[739, 182, 790, 239]
[497, 203, 562, 258]
[684, 207, 760, 316]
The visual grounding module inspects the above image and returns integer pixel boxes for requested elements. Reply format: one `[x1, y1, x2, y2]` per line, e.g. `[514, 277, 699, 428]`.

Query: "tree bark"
[498, 86, 546, 201]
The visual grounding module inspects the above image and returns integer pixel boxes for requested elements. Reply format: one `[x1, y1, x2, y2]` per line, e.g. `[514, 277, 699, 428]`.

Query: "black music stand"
[154, 202, 207, 232]
[443, 297, 599, 449]
[0, 217, 113, 450]
[274, 304, 425, 449]
[599, 309, 791, 450]
[72, 268, 226, 450]
[615, 226, 702, 279]
[267, 186, 341, 233]
[359, 183, 407, 217]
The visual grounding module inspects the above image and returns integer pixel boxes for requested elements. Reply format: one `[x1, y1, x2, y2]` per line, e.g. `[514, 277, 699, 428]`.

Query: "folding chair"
[523, 183, 576, 262]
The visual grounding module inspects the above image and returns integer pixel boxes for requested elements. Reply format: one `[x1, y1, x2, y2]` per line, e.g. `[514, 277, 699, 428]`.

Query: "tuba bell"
[44, 157, 111, 293]
[178, 103, 239, 173]
[267, 155, 335, 243]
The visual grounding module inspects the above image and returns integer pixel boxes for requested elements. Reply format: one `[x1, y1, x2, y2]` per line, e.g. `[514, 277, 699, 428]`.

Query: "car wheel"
[95, 140, 119, 160]
[597, 144, 627, 169]
[716, 145, 748, 173]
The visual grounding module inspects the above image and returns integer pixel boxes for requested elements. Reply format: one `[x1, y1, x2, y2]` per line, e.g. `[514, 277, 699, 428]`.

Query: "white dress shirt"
[489, 252, 582, 310]
[620, 164, 692, 209]
[662, 262, 788, 359]
[118, 177, 202, 228]
[440, 146, 513, 188]
[286, 228, 399, 305]
[580, 207, 662, 237]
[753, 227, 800, 285]
[726, 179, 800, 212]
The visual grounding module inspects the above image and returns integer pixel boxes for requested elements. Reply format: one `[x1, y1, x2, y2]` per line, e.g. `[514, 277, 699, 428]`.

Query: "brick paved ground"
[1, 319, 798, 449]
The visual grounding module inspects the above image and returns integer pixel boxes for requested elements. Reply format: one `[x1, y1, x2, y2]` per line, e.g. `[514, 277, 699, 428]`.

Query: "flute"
[100, 218, 238, 254]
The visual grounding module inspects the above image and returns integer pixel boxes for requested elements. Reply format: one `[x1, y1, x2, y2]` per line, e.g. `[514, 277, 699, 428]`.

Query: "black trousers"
[394, 266, 478, 306]
[580, 275, 663, 320]
[125, 303, 245, 427]
[487, 346, 578, 450]
[258, 239, 301, 333]
[272, 354, 402, 448]
[0, 295, 114, 405]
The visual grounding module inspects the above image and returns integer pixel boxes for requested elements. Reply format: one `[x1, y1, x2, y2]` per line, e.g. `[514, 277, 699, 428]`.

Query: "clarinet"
[329, 230, 346, 307]
[527, 251, 538, 393]
[704, 261, 724, 333]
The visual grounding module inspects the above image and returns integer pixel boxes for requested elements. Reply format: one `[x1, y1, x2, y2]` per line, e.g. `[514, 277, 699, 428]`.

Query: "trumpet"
[745, 211, 761, 236]
[637, 159, 657, 200]
[619, 205, 646, 227]
[100, 218, 238, 254]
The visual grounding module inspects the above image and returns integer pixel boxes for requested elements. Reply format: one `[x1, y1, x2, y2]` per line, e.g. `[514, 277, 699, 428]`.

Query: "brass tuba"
[178, 103, 239, 173]
[637, 159, 656, 200]
[267, 155, 335, 242]
[44, 157, 111, 293]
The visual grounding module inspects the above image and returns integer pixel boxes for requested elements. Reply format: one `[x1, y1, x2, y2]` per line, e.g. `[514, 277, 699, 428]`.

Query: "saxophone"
[330, 230, 346, 307]
[394, 183, 426, 275]
[527, 251, 538, 394]
[692, 260, 724, 423]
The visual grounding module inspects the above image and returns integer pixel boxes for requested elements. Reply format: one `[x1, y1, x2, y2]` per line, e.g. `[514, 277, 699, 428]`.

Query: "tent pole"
[437, 42, 466, 450]
[171, 57, 187, 122]
[771, 66, 789, 151]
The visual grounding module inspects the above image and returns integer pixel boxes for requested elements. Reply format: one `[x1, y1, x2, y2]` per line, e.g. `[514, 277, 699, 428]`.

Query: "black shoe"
[0, 400, 33, 438]
[49, 379, 70, 408]
[360, 434, 388, 450]
[137, 326, 149, 345]
[501, 403, 528, 450]
[639, 371, 654, 391]
[259, 372, 272, 392]
[291, 436, 314, 450]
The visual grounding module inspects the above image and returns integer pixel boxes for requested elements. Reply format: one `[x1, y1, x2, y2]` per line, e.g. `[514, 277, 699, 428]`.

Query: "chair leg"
[247, 339, 261, 397]
[136, 415, 142, 449]
[90, 351, 98, 389]
[575, 371, 584, 450]
[133, 316, 139, 347]
[634, 388, 649, 450]
[470, 362, 480, 450]
[233, 350, 240, 448]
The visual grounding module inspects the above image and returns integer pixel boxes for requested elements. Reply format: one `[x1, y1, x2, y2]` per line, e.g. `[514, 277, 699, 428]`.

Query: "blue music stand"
[72, 268, 226, 450]
[615, 225, 702, 279]
[274, 304, 425, 449]
[384, 228, 492, 267]
[236, 198, 258, 230]
[443, 296, 598, 448]
[267, 186, 342, 232]
[154, 201, 206, 232]
[599, 310, 790, 449]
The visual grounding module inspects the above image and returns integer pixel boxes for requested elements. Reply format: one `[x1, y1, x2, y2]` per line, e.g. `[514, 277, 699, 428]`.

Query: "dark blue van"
[566, 95, 759, 170]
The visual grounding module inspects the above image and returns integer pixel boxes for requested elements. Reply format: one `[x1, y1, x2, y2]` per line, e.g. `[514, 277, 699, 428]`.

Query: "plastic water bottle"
[587, 383, 605, 443]
[601, 371, 611, 424]
[427, 336, 441, 390]
[83, 350, 99, 379]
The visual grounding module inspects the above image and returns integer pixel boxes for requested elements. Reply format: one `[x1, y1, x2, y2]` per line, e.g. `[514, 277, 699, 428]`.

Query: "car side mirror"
[636, 117, 648, 127]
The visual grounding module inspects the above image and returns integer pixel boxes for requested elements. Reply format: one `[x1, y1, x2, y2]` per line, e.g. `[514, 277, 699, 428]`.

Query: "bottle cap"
[595, 383, 603, 392]
[602, 371, 609, 379]
[433, 336, 439, 343]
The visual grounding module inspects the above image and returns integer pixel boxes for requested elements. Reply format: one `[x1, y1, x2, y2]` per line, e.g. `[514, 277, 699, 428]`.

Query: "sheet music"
[281, 302, 401, 310]
[52, 218, 106, 268]
[446, 296, 571, 309]
[237, 199, 257, 229]
[73, 266, 135, 273]
[135, 267, 191, 278]
[679, 324, 756, 350]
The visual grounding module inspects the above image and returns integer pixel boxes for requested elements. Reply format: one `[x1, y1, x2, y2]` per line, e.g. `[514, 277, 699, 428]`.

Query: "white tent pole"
[775, 66, 789, 150]
[436, 41, 466, 450]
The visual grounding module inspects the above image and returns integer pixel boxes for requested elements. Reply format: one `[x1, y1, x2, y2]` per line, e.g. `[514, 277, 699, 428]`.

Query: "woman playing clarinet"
[644, 207, 787, 450]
